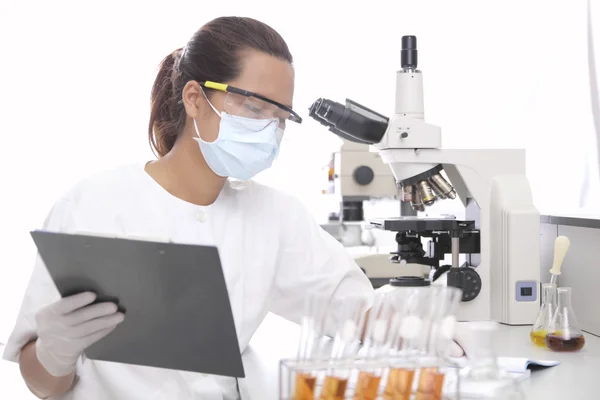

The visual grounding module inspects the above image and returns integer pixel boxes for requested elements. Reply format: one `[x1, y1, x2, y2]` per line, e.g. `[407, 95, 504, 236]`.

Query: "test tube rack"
[279, 356, 463, 400]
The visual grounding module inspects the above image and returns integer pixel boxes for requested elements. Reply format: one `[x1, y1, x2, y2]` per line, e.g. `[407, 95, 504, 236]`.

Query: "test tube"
[431, 286, 462, 359]
[319, 294, 372, 400]
[293, 291, 334, 400]
[353, 293, 400, 400]
[384, 288, 429, 400]
[405, 289, 444, 400]
[415, 286, 462, 400]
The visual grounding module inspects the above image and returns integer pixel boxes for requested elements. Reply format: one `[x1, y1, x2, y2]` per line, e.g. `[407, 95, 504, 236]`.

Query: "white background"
[1, 0, 599, 344]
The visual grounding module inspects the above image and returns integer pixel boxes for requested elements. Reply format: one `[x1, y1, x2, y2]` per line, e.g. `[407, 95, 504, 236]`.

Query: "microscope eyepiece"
[402, 35, 417, 50]
[401, 35, 418, 70]
[307, 98, 389, 145]
[308, 98, 344, 125]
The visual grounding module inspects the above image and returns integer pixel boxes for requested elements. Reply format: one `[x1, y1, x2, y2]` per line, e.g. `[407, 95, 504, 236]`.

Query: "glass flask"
[545, 287, 586, 352]
[458, 321, 524, 399]
[530, 283, 556, 347]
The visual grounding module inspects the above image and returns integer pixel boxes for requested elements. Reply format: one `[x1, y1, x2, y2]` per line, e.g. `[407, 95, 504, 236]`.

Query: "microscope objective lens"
[402, 184, 414, 202]
[430, 174, 457, 199]
[428, 178, 447, 199]
[411, 187, 425, 212]
[417, 180, 436, 206]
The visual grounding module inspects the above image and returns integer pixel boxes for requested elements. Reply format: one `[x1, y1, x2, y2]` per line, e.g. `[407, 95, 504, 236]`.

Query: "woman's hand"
[35, 292, 125, 376]
[449, 340, 466, 357]
[450, 322, 471, 358]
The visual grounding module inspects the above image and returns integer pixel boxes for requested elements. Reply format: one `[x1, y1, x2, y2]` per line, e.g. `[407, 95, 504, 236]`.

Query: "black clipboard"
[30, 230, 245, 378]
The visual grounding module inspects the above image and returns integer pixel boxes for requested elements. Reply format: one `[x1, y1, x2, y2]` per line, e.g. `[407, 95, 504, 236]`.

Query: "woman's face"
[190, 50, 295, 143]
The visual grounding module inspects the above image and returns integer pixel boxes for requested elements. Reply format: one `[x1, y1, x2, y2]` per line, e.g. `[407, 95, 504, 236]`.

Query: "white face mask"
[193, 97, 284, 180]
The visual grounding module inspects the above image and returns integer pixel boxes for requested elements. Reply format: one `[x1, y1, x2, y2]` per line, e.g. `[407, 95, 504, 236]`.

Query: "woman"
[4, 16, 464, 399]
[3, 16, 374, 399]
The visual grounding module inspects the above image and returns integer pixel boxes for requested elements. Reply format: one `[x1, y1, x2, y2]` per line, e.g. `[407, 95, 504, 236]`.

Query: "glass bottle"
[459, 322, 523, 399]
[530, 283, 556, 347]
[545, 287, 585, 352]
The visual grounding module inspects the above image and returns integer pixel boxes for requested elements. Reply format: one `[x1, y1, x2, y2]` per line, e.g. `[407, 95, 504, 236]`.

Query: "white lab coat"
[2, 162, 373, 400]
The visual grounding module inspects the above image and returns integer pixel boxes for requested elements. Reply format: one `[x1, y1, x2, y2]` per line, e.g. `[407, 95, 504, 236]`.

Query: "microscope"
[309, 36, 540, 325]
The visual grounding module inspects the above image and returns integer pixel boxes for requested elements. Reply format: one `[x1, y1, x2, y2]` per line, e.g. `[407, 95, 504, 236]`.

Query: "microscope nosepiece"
[398, 166, 457, 210]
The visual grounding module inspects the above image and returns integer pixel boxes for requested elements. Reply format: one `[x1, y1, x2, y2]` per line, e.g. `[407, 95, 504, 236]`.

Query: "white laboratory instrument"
[319, 139, 428, 287]
[309, 36, 540, 325]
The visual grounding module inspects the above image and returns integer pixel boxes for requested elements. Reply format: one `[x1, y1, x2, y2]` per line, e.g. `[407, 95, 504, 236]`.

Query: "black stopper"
[401, 35, 418, 69]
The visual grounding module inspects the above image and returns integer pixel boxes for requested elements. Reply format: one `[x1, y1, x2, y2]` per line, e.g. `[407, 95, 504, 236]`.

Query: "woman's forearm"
[19, 340, 75, 399]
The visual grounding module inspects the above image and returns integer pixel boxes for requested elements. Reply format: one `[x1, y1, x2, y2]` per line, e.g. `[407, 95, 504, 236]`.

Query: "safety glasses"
[200, 81, 303, 124]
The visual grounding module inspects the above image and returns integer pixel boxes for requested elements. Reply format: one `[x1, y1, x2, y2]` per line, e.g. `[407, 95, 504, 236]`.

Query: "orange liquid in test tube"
[319, 376, 348, 400]
[353, 371, 382, 400]
[415, 368, 445, 400]
[293, 373, 317, 400]
[383, 368, 415, 400]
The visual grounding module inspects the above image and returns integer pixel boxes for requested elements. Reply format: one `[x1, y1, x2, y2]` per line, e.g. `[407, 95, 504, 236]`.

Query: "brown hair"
[148, 17, 294, 157]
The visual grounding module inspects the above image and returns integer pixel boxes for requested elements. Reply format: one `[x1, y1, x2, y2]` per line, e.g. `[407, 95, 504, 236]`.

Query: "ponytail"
[148, 48, 186, 158]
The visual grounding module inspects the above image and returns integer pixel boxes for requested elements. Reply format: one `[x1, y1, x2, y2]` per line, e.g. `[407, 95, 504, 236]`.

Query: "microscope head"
[308, 35, 457, 212]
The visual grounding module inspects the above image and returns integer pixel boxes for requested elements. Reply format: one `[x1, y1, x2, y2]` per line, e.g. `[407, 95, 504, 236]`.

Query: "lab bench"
[2, 315, 599, 399]
[490, 324, 600, 399]
[243, 314, 600, 400]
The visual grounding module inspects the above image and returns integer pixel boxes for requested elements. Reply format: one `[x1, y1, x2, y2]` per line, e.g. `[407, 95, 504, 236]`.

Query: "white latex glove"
[450, 321, 471, 358]
[35, 292, 125, 377]
[449, 340, 466, 358]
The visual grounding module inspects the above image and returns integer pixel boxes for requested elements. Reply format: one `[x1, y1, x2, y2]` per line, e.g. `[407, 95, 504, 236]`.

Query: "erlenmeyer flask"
[459, 322, 523, 399]
[545, 287, 585, 352]
[530, 283, 556, 347]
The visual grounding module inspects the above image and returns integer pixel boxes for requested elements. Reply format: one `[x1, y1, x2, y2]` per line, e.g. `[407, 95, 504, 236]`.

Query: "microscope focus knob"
[353, 166, 374, 185]
[446, 267, 482, 302]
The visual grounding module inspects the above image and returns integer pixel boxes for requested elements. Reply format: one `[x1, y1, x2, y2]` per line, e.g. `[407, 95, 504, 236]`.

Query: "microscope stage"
[369, 216, 476, 232]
